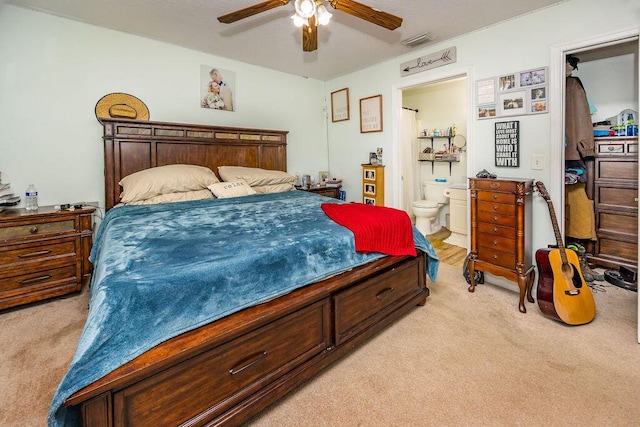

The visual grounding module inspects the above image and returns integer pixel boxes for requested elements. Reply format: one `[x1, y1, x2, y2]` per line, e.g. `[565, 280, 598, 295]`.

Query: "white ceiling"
[5, 0, 566, 81]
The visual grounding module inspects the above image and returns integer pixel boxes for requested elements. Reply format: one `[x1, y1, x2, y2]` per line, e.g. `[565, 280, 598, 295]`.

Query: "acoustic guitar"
[535, 181, 595, 325]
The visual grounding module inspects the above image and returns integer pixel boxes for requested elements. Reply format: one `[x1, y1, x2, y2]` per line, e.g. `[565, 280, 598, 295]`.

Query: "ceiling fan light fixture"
[291, 14, 306, 27]
[295, 0, 316, 19]
[316, 4, 332, 26]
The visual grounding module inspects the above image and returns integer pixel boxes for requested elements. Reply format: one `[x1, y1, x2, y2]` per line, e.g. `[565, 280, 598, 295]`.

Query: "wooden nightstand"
[0, 205, 95, 310]
[298, 185, 342, 199]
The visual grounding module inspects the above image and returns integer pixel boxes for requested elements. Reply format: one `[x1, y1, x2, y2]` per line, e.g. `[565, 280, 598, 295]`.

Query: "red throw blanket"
[321, 202, 417, 256]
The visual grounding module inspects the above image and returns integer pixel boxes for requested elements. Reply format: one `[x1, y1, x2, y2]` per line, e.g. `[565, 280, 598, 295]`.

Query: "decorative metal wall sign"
[494, 120, 520, 167]
[400, 47, 457, 77]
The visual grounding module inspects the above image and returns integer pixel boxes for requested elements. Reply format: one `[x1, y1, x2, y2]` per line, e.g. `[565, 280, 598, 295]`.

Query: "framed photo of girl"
[200, 65, 236, 112]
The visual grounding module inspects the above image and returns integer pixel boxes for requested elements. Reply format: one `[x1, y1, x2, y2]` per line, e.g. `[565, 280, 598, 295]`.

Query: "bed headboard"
[101, 118, 288, 210]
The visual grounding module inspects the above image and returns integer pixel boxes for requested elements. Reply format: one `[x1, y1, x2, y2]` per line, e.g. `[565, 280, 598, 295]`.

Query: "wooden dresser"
[0, 205, 95, 310]
[467, 178, 535, 313]
[592, 136, 638, 269]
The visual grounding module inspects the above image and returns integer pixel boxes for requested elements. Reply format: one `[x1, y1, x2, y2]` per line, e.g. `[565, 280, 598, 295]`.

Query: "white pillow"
[252, 183, 296, 194]
[119, 164, 219, 203]
[208, 180, 257, 198]
[218, 166, 295, 187]
[126, 189, 214, 205]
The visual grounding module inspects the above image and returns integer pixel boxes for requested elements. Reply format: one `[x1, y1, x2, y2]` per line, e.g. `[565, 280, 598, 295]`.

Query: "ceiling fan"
[218, 0, 403, 52]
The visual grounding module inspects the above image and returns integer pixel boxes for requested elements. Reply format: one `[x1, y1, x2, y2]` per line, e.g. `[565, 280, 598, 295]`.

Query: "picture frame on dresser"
[364, 183, 376, 195]
[364, 197, 376, 205]
[363, 168, 376, 180]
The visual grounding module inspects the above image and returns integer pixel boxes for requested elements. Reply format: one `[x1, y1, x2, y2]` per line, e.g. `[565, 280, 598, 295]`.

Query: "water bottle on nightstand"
[25, 184, 38, 210]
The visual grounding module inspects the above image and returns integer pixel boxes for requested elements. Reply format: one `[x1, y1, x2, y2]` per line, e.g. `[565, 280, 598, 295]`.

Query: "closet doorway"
[550, 29, 639, 342]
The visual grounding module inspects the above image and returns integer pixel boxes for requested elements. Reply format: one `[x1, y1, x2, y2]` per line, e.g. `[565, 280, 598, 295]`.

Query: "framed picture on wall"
[499, 90, 526, 116]
[331, 88, 350, 122]
[200, 65, 235, 111]
[519, 67, 546, 87]
[360, 95, 383, 133]
[499, 74, 516, 91]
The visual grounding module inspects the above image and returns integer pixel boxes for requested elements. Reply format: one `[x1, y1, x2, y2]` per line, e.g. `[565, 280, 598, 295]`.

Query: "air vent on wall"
[401, 32, 432, 48]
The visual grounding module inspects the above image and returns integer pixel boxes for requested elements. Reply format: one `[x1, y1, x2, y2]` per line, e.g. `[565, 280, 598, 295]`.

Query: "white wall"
[326, 0, 640, 257]
[578, 53, 639, 123]
[0, 5, 328, 211]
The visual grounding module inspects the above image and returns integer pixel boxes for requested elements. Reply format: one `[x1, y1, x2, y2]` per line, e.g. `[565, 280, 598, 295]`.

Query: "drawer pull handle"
[493, 227, 498, 233]
[18, 250, 52, 258]
[376, 287, 395, 300]
[19, 275, 52, 285]
[607, 146, 614, 151]
[229, 351, 268, 376]
[492, 195, 498, 199]
[493, 216, 498, 221]
[492, 255, 498, 260]
[30, 226, 39, 234]
[493, 206, 498, 211]
[492, 241, 498, 246]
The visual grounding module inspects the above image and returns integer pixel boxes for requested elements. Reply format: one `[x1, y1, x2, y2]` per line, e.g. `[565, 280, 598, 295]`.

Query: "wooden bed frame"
[64, 118, 430, 426]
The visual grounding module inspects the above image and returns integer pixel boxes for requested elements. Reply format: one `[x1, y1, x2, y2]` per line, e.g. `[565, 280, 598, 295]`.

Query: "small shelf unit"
[418, 135, 459, 175]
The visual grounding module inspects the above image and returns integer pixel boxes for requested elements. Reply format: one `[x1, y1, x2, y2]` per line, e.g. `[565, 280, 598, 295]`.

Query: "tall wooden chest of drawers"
[0, 205, 95, 310]
[467, 178, 535, 313]
[592, 136, 637, 269]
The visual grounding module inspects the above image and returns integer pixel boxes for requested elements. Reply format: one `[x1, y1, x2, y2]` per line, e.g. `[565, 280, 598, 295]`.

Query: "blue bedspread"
[49, 191, 438, 426]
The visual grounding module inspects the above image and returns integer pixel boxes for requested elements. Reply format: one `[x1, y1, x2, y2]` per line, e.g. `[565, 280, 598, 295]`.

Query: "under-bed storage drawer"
[113, 299, 331, 427]
[333, 258, 422, 345]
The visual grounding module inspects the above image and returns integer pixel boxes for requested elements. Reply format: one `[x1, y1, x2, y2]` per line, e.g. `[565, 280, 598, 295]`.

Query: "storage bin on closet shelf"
[413, 180, 449, 236]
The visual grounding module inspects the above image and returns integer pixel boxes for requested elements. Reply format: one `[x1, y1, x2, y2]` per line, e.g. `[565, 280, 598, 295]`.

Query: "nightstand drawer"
[0, 264, 77, 294]
[0, 219, 75, 240]
[0, 238, 77, 267]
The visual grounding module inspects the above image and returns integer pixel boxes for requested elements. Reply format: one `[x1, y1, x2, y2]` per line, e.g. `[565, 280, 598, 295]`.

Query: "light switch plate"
[531, 154, 544, 170]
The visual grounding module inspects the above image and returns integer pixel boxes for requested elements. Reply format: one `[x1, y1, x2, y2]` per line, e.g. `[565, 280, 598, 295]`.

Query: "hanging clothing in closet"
[565, 58, 596, 241]
[565, 75, 595, 160]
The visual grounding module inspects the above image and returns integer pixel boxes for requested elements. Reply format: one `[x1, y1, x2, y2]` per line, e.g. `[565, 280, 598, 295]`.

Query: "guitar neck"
[545, 200, 569, 266]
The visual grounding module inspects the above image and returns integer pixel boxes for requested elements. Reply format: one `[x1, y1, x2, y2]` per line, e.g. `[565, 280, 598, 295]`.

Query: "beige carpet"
[1, 263, 638, 426]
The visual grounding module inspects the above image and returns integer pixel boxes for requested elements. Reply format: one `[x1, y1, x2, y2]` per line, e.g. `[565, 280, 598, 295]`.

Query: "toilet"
[412, 180, 449, 236]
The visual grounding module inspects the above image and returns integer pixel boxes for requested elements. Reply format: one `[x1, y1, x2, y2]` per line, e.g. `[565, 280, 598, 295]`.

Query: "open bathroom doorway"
[393, 68, 473, 248]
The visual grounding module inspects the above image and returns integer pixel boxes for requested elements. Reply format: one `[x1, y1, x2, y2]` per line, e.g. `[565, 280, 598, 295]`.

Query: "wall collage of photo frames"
[475, 67, 548, 119]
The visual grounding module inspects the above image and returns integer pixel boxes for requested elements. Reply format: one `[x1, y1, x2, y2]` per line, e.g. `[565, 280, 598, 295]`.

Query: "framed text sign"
[360, 95, 383, 133]
[495, 121, 519, 167]
[331, 88, 349, 122]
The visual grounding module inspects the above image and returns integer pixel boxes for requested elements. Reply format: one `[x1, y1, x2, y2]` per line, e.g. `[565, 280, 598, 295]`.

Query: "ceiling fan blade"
[303, 15, 318, 52]
[329, 0, 402, 30]
[218, 0, 291, 24]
